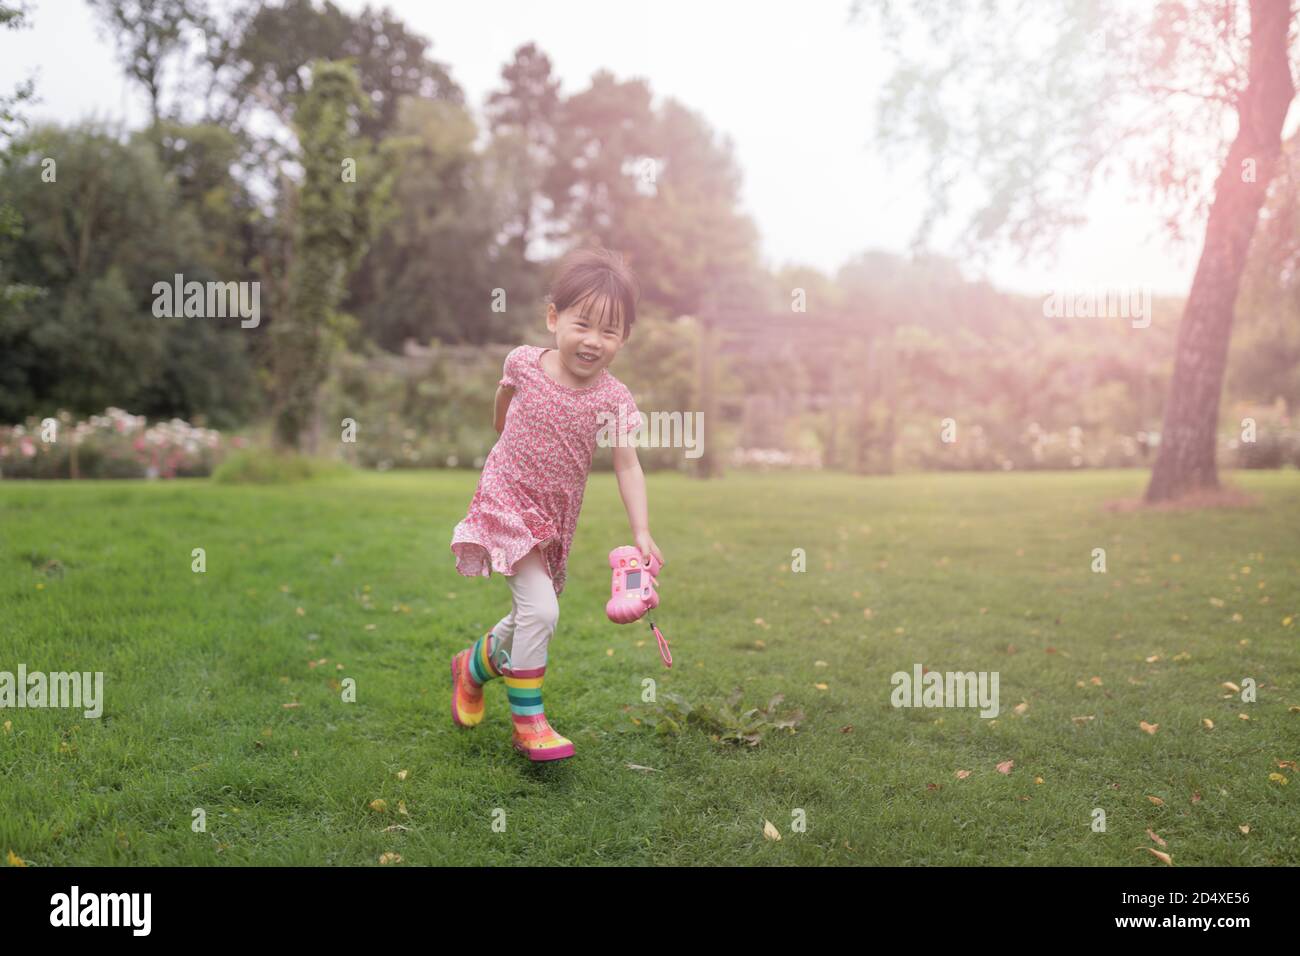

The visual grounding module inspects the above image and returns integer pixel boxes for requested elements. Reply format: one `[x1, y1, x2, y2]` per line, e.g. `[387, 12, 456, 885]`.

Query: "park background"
[1, 1, 1298, 866]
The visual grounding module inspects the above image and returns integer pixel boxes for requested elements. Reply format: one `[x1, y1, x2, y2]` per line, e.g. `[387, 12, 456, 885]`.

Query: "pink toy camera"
[607, 546, 671, 667]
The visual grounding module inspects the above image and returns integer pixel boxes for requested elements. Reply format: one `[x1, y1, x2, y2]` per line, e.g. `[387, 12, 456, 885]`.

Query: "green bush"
[210, 449, 352, 485]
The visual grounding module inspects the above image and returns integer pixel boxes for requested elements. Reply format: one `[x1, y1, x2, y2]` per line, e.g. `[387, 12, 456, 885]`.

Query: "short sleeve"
[499, 346, 524, 389]
[614, 383, 641, 435]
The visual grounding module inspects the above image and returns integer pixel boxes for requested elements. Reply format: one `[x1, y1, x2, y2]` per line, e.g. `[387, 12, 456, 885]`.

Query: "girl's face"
[546, 295, 628, 382]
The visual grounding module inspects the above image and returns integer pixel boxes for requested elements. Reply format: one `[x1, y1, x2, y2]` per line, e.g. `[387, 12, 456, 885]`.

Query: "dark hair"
[547, 246, 640, 340]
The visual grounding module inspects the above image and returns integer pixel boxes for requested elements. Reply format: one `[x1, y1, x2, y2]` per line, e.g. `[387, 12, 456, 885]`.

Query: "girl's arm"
[613, 442, 663, 566]
[493, 383, 514, 434]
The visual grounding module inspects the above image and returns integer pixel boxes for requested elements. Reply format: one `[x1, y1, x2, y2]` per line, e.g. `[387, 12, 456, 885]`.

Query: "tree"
[86, 0, 206, 127]
[0, 123, 255, 424]
[1230, 132, 1300, 412]
[1, 1, 39, 321]
[269, 60, 381, 450]
[485, 42, 564, 260]
[857, 0, 1297, 501]
[348, 96, 520, 348]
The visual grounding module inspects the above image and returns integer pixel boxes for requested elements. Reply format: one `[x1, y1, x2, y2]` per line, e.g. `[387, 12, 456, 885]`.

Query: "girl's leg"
[462, 557, 528, 691]
[450, 566, 519, 728]
[501, 547, 557, 671]
[501, 547, 573, 760]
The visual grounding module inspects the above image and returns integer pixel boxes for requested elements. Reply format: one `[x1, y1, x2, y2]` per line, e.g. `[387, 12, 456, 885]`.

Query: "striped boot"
[504, 666, 574, 761]
[450, 631, 506, 728]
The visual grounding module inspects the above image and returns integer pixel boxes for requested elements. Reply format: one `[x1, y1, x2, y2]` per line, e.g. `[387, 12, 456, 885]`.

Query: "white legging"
[490, 546, 559, 672]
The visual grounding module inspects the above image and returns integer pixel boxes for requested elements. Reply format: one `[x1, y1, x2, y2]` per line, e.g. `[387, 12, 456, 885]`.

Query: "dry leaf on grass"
[762, 820, 781, 841]
[1139, 847, 1173, 866]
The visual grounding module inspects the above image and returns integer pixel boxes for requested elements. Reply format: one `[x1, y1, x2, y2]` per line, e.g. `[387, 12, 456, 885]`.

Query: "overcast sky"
[3, 0, 1236, 296]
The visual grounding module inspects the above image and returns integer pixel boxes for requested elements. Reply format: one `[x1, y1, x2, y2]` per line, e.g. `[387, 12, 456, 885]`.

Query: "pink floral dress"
[450, 345, 640, 596]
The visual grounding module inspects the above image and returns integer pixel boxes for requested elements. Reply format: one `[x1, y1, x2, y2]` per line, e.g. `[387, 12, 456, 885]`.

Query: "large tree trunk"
[1145, 0, 1295, 502]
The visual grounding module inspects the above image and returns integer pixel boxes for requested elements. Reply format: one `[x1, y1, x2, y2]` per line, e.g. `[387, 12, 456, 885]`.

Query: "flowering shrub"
[729, 447, 824, 470]
[0, 408, 234, 479]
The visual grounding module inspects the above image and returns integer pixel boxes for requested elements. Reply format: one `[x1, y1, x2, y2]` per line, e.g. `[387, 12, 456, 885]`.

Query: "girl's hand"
[635, 531, 664, 569]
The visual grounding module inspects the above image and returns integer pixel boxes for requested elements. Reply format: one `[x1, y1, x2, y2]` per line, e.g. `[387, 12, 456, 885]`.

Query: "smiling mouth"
[576, 351, 599, 364]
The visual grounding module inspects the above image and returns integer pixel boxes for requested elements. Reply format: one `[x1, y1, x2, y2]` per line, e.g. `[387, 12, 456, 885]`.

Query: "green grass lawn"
[1, 468, 1297, 866]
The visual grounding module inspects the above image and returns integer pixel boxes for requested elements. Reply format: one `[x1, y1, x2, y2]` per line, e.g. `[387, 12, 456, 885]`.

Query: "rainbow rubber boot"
[450, 631, 506, 728]
[504, 666, 574, 761]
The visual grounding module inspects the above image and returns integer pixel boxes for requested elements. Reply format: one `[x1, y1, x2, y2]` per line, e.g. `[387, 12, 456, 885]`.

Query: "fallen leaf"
[1202, 718, 1214, 730]
[1267, 773, 1288, 785]
[1191, 791, 1201, 804]
[1034, 776, 1044, 785]
[369, 799, 387, 813]
[955, 770, 972, 780]
[378, 852, 402, 865]
[626, 763, 661, 772]
[1139, 721, 1159, 735]
[1071, 715, 1095, 725]
[281, 701, 300, 709]
[397, 769, 408, 781]
[6, 850, 25, 867]
[1139, 847, 1173, 866]
[1013, 702, 1029, 716]
[1222, 681, 1241, 692]
[1147, 795, 1164, 806]
[1146, 829, 1167, 848]
[814, 682, 828, 690]
[996, 759, 1014, 774]
[1238, 825, 1250, 834]
[1238, 713, 1250, 721]
[926, 782, 941, 791]
[762, 820, 781, 841]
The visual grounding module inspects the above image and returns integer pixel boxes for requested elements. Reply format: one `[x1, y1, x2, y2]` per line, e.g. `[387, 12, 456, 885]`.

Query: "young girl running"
[449, 247, 664, 762]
